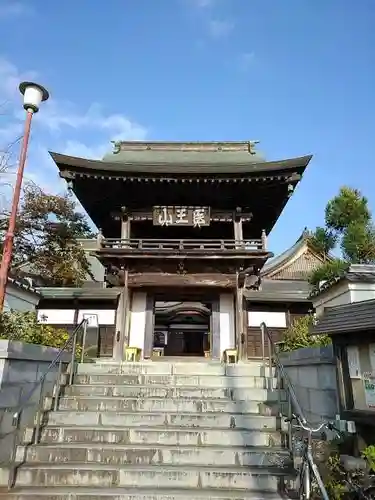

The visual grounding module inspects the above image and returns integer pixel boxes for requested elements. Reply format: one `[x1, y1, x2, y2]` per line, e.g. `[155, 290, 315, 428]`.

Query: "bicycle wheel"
[299, 460, 311, 500]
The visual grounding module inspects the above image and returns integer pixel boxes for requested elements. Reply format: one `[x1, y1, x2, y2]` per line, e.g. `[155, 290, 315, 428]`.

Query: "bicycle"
[287, 414, 375, 500]
[285, 414, 340, 500]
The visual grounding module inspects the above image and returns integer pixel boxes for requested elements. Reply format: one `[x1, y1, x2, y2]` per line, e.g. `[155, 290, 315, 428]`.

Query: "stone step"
[3, 464, 289, 490]
[64, 384, 284, 401]
[0, 486, 286, 499]
[44, 410, 284, 430]
[24, 425, 284, 448]
[55, 396, 284, 415]
[74, 374, 278, 388]
[16, 443, 291, 468]
[77, 362, 275, 377]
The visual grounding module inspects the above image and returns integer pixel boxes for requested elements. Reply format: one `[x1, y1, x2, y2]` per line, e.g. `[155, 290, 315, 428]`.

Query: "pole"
[0, 110, 34, 312]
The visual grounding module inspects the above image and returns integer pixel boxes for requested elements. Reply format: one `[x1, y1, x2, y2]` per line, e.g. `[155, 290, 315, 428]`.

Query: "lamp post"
[0, 82, 49, 312]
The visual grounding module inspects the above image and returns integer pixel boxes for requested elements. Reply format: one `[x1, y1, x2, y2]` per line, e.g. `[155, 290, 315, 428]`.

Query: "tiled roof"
[261, 230, 310, 276]
[310, 264, 375, 298]
[7, 275, 40, 295]
[37, 287, 121, 301]
[50, 150, 312, 175]
[244, 279, 312, 303]
[312, 298, 375, 335]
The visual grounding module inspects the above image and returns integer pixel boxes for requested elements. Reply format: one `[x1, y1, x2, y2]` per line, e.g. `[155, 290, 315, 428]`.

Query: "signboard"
[153, 206, 210, 227]
[82, 313, 99, 328]
[363, 373, 375, 409]
[347, 345, 362, 379]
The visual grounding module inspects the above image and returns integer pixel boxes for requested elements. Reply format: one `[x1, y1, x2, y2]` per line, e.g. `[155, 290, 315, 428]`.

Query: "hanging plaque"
[153, 206, 210, 227]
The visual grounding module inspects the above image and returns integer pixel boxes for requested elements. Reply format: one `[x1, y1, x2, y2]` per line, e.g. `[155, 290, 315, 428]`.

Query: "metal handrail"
[5, 318, 88, 489]
[260, 322, 307, 424]
[260, 322, 328, 498]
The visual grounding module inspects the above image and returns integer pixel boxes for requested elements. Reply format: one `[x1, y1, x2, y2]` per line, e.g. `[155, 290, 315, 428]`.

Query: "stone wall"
[279, 345, 339, 424]
[0, 340, 70, 463]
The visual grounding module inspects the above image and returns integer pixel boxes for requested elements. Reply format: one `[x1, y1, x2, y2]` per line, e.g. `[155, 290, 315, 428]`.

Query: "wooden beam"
[128, 273, 237, 288]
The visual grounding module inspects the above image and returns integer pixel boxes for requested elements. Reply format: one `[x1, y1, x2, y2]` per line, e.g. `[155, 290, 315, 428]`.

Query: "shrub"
[279, 315, 331, 353]
[0, 310, 73, 350]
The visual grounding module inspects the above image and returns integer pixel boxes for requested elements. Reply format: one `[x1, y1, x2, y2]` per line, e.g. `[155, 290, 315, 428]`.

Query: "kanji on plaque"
[192, 208, 206, 228]
[175, 207, 189, 224]
[157, 207, 173, 226]
[152, 206, 210, 227]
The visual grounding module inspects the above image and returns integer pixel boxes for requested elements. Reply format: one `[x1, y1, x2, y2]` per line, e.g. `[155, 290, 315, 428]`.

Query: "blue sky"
[0, 0, 374, 255]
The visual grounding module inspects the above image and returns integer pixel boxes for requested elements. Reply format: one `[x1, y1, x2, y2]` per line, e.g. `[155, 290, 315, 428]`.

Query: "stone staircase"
[0, 360, 293, 499]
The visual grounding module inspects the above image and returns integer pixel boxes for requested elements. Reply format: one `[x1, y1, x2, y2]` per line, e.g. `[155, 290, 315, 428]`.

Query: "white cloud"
[37, 101, 146, 144]
[238, 52, 255, 71]
[0, 56, 148, 195]
[0, 2, 33, 18]
[0, 57, 38, 101]
[192, 0, 215, 7]
[62, 140, 109, 160]
[208, 19, 234, 38]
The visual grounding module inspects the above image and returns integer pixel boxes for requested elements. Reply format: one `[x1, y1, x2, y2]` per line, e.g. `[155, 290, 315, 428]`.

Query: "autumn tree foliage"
[308, 187, 375, 287]
[0, 184, 94, 286]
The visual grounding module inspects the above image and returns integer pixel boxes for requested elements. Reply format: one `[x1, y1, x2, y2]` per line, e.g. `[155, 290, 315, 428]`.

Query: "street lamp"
[0, 82, 49, 312]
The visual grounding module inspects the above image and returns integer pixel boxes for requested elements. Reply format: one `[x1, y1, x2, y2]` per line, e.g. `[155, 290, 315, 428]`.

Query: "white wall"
[37, 309, 116, 325]
[38, 309, 75, 324]
[313, 281, 375, 318]
[4, 283, 39, 313]
[128, 292, 147, 354]
[313, 281, 352, 318]
[248, 311, 287, 328]
[350, 283, 375, 303]
[219, 293, 235, 356]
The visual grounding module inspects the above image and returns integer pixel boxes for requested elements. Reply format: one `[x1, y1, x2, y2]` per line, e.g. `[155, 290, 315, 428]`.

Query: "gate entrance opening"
[153, 301, 211, 357]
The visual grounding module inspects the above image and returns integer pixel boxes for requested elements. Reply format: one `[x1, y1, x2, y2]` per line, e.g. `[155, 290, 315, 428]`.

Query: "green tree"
[279, 315, 331, 353]
[0, 310, 70, 348]
[309, 226, 337, 256]
[325, 187, 371, 231]
[0, 184, 94, 286]
[309, 187, 375, 287]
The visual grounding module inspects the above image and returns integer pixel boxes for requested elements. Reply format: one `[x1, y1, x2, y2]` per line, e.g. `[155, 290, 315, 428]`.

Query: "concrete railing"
[0, 340, 70, 464]
[279, 345, 339, 424]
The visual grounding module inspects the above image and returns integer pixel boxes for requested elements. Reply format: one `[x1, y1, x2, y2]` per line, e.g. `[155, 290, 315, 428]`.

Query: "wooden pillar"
[236, 271, 246, 361]
[234, 207, 243, 246]
[120, 206, 130, 240]
[113, 268, 129, 361]
[143, 293, 155, 358]
[211, 297, 220, 360]
[261, 229, 267, 251]
[96, 228, 104, 250]
[235, 285, 244, 361]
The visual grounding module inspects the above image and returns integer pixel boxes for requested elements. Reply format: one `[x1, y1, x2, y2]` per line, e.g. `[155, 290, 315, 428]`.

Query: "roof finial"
[248, 140, 260, 155]
[111, 140, 121, 154]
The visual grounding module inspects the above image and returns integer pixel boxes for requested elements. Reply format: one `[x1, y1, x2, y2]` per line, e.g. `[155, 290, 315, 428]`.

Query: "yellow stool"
[125, 346, 142, 362]
[223, 348, 238, 364]
[152, 347, 164, 357]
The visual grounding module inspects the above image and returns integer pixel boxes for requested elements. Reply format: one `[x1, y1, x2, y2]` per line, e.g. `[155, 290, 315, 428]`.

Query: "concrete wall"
[279, 345, 339, 424]
[0, 340, 70, 462]
[4, 282, 40, 313]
